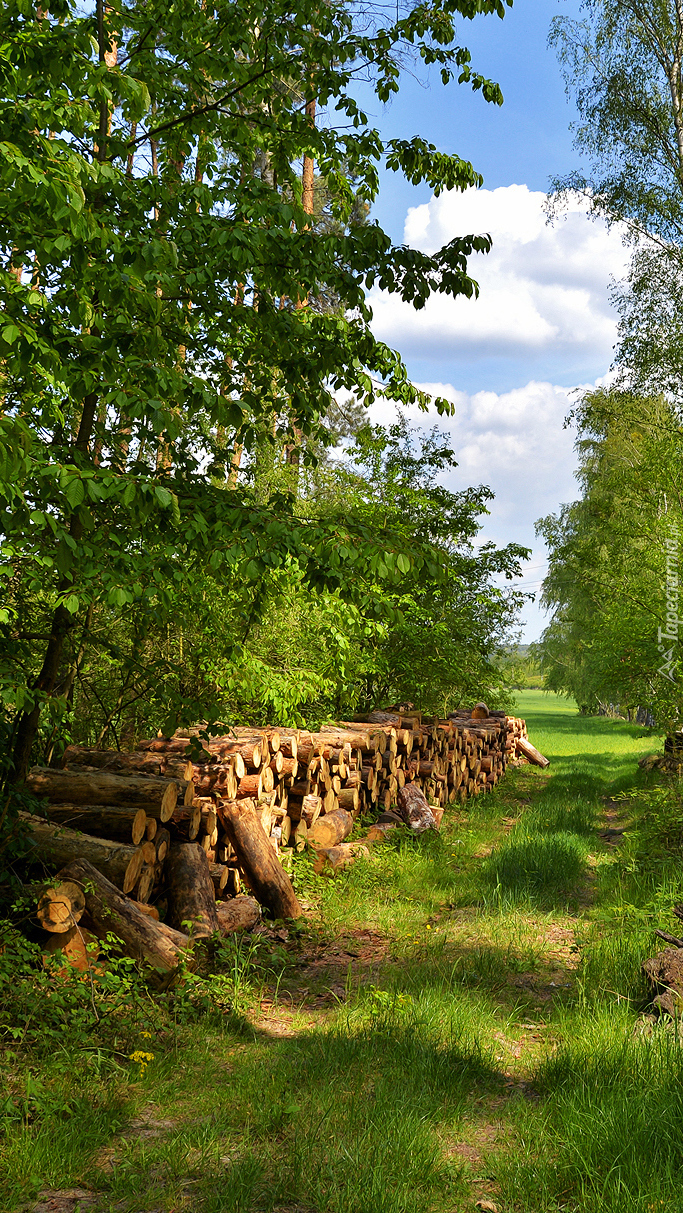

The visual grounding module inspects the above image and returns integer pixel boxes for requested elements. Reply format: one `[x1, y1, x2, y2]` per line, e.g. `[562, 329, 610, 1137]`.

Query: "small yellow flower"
[129, 1050, 155, 1077]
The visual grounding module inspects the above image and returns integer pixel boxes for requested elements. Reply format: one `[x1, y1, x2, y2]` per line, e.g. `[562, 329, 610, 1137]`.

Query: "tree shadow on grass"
[97, 1009, 507, 1213]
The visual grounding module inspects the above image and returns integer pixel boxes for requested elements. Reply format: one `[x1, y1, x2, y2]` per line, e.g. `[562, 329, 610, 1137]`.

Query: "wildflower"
[129, 1050, 155, 1077]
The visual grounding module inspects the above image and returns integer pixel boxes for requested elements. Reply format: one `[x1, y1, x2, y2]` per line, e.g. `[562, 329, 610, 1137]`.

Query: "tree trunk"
[215, 895, 260, 935]
[307, 808, 353, 849]
[516, 737, 550, 768]
[165, 842, 219, 937]
[21, 813, 145, 891]
[62, 746, 194, 781]
[36, 802, 150, 844]
[312, 841, 369, 874]
[58, 857, 191, 972]
[217, 798, 302, 919]
[396, 783, 436, 833]
[26, 767, 189, 817]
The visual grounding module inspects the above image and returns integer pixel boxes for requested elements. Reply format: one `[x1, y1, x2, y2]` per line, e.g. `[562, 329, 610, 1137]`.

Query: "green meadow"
[3, 692, 683, 1213]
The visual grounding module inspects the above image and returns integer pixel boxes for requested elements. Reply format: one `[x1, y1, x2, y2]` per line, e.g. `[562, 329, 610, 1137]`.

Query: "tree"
[550, 0, 683, 242]
[549, 2, 683, 400]
[535, 388, 683, 727]
[1, 0, 516, 777]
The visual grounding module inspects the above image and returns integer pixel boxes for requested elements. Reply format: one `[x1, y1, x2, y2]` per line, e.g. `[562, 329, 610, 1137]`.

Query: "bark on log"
[516, 737, 550, 768]
[21, 814, 145, 892]
[26, 767, 183, 819]
[312, 842, 369, 874]
[165, 843, 220, 937]
[337, 786, 359, 813]
[396, 783, 437, 833]
[192, 765, 239, 797]
[307, 808, 353, 849]
[217, 798, 302, 919]
[215, 896, 260, 935]
[237, 773, 262, 799]
[57, 858, 192, 972]
[209, 862, 229, 895]
[288, 793, 321, 826]
[35, 802, 150, 844]
[62, 746, 165, 775]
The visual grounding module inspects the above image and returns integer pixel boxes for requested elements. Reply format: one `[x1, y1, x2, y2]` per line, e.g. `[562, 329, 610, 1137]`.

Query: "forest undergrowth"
[3, 691, 683, 1213]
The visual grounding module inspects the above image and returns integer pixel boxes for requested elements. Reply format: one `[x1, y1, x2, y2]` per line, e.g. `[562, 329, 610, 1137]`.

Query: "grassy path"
[5, 694, 683, 1213]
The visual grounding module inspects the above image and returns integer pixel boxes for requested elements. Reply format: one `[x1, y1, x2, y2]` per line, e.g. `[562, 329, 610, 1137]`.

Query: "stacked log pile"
[20, 706, 542, 970]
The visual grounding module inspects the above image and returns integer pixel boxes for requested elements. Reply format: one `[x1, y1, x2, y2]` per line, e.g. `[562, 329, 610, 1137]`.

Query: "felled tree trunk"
[215, 896, 260, 935]
[307, 808, 353, 849]
[37, 803, 149, 844]
[26, 767, 191, 818]
[165, 842, 220, 937]
[396, 783, 436, 833]
[21, 814, 145, 892]
[516, 737, 550, 768]
[217, 798, 302, 919]
[57, 858, 192, 972]
[312, 841, 369, 874]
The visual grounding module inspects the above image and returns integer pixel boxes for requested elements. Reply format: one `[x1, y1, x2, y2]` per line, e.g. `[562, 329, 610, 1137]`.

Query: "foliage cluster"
[0, 0, 524, 785]
[534, 389, 683, 727]
[542, 3, 683, 728]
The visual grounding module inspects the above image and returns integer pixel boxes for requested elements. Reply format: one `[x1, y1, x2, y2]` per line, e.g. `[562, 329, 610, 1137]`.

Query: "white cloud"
[367, 376, 595, 640]
[369, 184, 629, 364]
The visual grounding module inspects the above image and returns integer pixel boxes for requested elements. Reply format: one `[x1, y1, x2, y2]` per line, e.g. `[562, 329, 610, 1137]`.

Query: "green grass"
[3, 694, 683, 1213]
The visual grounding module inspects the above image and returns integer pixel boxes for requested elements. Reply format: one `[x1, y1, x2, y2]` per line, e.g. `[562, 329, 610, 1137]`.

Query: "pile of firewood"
[20, 704, 546, 974]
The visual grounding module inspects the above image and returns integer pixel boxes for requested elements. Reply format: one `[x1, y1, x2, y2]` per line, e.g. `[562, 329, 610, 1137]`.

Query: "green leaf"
[64, 594, 80, 614]
[397, 553, 411, 574]
[155, 486, 173, 508]
[65, 478, 85, 508]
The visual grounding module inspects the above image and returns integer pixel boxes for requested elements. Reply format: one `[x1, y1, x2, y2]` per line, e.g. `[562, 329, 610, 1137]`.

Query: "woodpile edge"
[19, 704, 546, 975]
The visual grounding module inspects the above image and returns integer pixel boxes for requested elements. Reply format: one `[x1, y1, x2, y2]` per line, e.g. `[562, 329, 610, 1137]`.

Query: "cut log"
[62, 746, 165, 775]
[215, 896, 261, 936]
[337, 786, 359, 814]
[165, 843, 220, 938]
[154, 828, 171, 863]
[307, 808, 353, 849]
[396, 783, 436, 833]
[33, 802, 150, 845]
[237, 772, 262, 799]
[516, 737, 550, 768]
[36, 880, 86, 933]
[192, 765, 239, 796]
[217, 798, 302, 919]
[312, 841, 370, 874]
[288, 793, 321, 827]
[21, 814, 145, 893]
[209, 862, 229, 895]
[56, 858, 192, 972]
[136, 863, 156, 904]
[26, 768, 183, 820]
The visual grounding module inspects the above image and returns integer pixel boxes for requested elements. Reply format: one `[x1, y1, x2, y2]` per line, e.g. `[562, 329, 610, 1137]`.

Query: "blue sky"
[355, 0, 628, 641]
